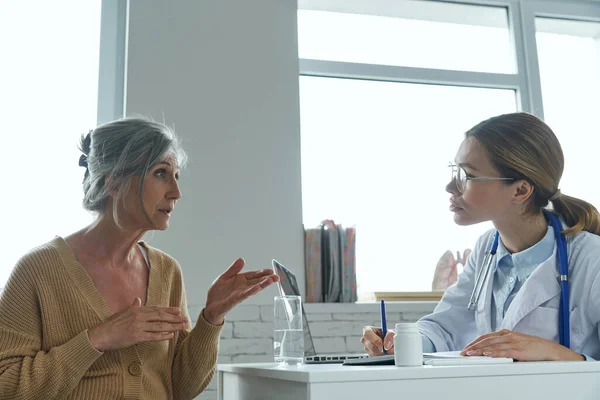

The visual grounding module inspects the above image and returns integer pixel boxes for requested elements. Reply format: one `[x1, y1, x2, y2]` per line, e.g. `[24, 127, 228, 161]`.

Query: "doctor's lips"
[449, 199, 464, 212]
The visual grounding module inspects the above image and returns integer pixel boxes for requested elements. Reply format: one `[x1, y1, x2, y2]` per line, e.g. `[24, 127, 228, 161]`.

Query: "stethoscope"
[467, 209, 570, 348]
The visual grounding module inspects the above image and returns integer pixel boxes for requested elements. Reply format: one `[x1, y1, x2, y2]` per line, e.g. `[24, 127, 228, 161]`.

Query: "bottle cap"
[395, 322, 419, 333]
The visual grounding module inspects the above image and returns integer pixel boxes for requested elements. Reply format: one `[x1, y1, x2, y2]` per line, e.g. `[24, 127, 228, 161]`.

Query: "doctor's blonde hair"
[466, 112, 600, 236]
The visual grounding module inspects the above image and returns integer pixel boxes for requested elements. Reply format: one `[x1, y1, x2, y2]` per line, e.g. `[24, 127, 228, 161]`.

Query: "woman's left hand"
[461, 329, 584, 361]
[203, 258, 280, 325]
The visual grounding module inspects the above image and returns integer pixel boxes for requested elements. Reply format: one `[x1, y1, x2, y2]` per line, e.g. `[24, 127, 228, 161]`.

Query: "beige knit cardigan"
[0, 237, 222, 399]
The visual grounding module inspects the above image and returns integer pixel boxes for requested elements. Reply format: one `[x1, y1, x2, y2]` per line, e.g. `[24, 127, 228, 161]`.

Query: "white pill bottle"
[393, 323, 423, 367]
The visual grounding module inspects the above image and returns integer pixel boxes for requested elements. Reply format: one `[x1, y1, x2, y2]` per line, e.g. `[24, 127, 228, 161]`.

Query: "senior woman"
[0, 118, 279, 399]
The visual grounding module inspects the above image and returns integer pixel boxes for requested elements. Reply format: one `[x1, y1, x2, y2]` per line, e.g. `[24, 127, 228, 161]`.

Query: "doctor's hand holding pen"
[361, 249, 473, 356]
[361, 326, 396, 356]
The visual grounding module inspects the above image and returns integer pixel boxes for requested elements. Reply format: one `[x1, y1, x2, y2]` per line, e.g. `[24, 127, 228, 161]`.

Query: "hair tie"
[550, 189, 561, 201]
[79, 154, 88, 168]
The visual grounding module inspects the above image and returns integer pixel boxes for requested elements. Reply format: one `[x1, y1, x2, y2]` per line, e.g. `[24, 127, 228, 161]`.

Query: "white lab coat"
[419, 227, 600, 359]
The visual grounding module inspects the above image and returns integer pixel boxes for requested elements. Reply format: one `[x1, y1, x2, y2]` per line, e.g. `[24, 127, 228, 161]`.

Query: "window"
[300, 77, 514, 293]
[0, 1, 101, 286]
[298, 0, 600, 297]
[298, 3, 514, 73]
[535, 18, 600, 209]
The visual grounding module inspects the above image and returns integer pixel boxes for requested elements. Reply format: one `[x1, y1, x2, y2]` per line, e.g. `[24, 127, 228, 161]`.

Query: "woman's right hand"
[361, 326, 395, 356]
[87, 298, 188, 352]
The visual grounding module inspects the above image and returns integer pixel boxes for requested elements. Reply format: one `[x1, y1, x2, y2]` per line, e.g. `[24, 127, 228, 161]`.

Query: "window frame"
[98, 0, 128, 125]
[297, 0, 600, 300]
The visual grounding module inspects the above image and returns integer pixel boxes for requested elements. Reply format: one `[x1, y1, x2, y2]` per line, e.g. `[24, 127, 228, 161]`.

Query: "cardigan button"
[128, 362, 142, 376]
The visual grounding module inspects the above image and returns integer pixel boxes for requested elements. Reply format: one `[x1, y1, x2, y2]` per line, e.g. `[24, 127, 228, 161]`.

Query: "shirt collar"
[495, 225, 555, 279]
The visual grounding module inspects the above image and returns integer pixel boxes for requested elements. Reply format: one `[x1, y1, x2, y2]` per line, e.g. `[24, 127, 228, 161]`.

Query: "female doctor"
[362, 112, 600, 361]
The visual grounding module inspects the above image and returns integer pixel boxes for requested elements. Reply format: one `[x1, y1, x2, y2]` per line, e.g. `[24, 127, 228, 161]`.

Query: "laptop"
[272, 259, 368, 364]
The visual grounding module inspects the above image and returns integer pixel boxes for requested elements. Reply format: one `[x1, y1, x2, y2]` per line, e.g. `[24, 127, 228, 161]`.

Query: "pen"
[380, 299, 387, 355]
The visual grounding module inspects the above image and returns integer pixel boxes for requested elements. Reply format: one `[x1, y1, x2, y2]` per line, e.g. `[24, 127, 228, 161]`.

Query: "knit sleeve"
[0, 259, 102, 399]
[171, 281, 223, 400]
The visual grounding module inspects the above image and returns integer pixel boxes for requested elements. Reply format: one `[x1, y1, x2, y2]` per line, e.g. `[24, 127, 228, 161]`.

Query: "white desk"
[218, 361, 600, 400]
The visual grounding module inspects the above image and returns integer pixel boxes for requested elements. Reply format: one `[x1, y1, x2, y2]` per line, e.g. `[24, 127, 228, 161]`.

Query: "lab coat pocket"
[516, 306, 582, 344]
[569, 306, 583, 341]
[515, 306, 558, 342]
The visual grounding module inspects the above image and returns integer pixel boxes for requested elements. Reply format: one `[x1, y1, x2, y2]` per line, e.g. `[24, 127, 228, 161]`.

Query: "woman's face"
[446, 137, 516, 226]
[119, 155, 182, 231]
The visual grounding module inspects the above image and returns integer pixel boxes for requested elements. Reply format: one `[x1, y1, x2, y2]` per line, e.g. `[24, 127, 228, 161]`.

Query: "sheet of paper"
[423, 351, 513, 363]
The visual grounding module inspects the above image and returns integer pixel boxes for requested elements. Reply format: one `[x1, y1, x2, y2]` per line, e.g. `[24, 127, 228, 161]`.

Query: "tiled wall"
[193, 302, 436, 400]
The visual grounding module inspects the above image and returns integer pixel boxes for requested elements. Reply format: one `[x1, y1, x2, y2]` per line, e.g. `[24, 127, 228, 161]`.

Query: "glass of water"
[273, 295, 304, 366]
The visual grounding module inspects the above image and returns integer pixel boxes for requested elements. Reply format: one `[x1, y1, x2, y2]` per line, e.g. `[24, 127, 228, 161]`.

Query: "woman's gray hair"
[78, 117, 187, 227]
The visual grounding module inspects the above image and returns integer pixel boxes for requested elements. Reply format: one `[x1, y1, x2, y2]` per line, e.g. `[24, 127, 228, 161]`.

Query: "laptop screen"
[272, 259, 316, 356]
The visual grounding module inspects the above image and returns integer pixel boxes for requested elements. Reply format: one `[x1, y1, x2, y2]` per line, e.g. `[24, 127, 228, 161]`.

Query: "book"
[304, 227, 323, 303]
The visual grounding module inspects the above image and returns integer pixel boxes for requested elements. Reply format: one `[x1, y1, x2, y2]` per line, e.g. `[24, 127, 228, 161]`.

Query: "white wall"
[125, 0, 305, 308]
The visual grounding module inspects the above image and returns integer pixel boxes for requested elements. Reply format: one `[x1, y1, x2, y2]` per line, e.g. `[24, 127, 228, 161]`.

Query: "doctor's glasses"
[449, 162, 515, 193]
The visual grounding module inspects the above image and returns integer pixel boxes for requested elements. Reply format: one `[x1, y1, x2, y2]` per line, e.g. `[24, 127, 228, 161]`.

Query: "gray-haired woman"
[0, 118, 279, 399]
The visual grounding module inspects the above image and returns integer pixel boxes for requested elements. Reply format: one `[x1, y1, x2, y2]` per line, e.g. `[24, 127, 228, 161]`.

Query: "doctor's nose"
[446, 178, 460, 195]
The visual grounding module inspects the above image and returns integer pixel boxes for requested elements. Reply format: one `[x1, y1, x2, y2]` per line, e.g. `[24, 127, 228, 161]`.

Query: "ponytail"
[552, 193, 600, 236]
